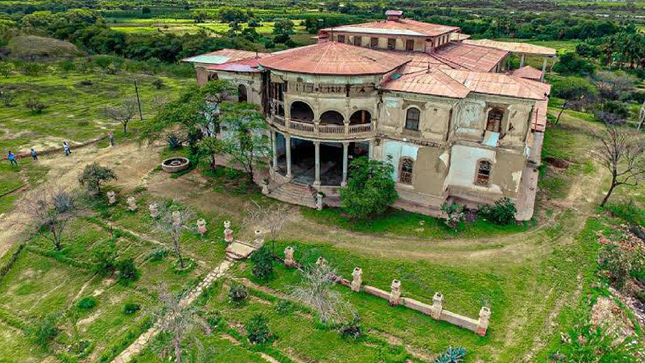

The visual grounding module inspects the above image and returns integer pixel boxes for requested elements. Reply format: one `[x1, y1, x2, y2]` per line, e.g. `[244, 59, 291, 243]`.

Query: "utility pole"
[134, 80, 143, 121]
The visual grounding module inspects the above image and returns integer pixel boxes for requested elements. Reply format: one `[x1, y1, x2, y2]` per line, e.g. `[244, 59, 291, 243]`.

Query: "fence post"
[431, 292, 443, 320]
[389, 279, 401, 306]
[477, 307, 491, 336]
[351, 267, 363, 292]
[284, 246, 295, 268]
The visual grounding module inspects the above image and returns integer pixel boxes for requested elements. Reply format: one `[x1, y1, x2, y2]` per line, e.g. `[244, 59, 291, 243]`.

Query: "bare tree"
[291, 263, 354, 325]
[150, 95, 170, 115]
[23, 191, 76, 251]
[153, 203, 195, 269]
[593, 124, 645, 206]
[244, 201, 291, 255]
[104, 98, 138, 133]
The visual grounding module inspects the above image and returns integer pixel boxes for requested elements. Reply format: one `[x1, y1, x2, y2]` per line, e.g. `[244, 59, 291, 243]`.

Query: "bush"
[76, 297, 97, 310]
[151, 79, 164, 89]
[116, 258, 140, 285]
[245, 313, 272, 344]
[598, 245, 639, 289]
[123, 303, 141, 315]
[147, 248, 168, 262]
[275, 300, 293, 315]
[78, 163, 117, 195]
[478, 197, 517, 225]
[250, 245, 273, 280]
[167, 133, 182, 150]
[92, 240, 117, 277]
[338, 315, 362, 340]
[25, 97, 47, 114]
[340, 157, 398, 220]
[434, 346, 466, 363]
[228, 281, 248, 304]
[440, 202, 465, 230]
[31, 314, 59, 349]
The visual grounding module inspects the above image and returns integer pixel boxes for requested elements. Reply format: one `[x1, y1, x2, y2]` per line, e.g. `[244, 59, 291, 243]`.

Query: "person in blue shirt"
[7, 151, 17, 167]
[31, 148, 38, 161]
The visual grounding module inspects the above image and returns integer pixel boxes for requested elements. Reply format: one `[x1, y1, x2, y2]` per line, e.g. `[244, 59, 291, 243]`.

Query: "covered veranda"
[271, 131, 371, 187]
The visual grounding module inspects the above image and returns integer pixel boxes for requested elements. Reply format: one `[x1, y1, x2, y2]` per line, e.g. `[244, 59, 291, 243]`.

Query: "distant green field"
[107, 19, 307, 36]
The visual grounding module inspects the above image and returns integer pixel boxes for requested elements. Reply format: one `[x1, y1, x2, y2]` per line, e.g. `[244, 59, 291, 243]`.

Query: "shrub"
[25, 97, 47, 114]
[338, 315, 362, 340]
[78, 163, 117, 195]
[556, 322, 640, 362]
[340, 157, 398, 220]
[147, 248, 168, 262]
[250, 245, 273, 280]
[123, 303, 141, 315]
[245, 313, 272, 344]
[440, 202, 465, 230]
[92, 240, 117, 277]
[478, 197, 517, 225]
[151, 79, 164, 89]
[77, 297, 97, 310]
[434, 346, 466, 363]
[167, 133, 181, 149]
[275, 300, 293, 315]
[116, 258, 140, 284]
[31, 314, 59, 349]
[228, 281, 248, 304]
[598, 245, 638, 289]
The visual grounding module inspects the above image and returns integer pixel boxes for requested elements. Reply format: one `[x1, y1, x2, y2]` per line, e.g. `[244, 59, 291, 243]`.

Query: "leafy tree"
[78, 163, 117, 195]
[273, 19, 295, 36]
[593, 71, 636, 101]
[340, 157, 397, 220]
[92, 240, 118, 277]
[550, 76, 598, 124]
[220, 102, 270, 182]
[593, 124, 645, 206]
[245, 314, 272, 344]
[553, 52, 595, 76]
[250, 245, 273, 279]
[0, 62, 15, 77]
[104, 97, 138, 133]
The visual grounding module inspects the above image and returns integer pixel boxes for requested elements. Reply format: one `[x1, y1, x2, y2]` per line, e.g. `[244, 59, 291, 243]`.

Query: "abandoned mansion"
[184, 11, 555, 220]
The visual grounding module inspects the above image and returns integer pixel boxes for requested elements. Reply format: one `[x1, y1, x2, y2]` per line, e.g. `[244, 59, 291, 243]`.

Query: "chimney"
[385, 10, 403, 22]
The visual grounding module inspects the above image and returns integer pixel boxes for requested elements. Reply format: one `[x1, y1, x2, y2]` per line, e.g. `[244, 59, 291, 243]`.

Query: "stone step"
[225, 242, 256, 261]
[268, 186, 317, 208]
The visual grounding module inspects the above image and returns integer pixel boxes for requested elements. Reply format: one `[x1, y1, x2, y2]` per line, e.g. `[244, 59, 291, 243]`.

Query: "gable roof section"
[323, 18, 459, 37]
[463, 39, 556, 56]
[442, 70, 550, 100]
[182, 49, 268, 65]
[258, 42, 411, 75]
[434, 42, 507, 72]
[381, 68, 470, 99]
[512, 65, 543, 81]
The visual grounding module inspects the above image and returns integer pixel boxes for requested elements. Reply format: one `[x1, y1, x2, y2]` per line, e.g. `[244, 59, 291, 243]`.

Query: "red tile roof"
[512, 66, 543, 81]
[182, 49, 268, 64]
[258, 42, 411, 75]
[434, 43, 507, 72]
[443, 70, 551, 100]
[323, 18, 459, 37]
[205, 57, 264, 73]
[382, 69, 470, 98]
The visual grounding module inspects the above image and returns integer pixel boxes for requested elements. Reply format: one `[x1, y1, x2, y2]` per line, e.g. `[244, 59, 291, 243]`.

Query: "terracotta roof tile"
[442, 70, 550, 100]
[258, 42, 411, 75]
[511, 66, 543, 81]
[434, 43, 507, 72]
[381, 68, 470, 98]
[205, 57, 264, 73]
[463, 39, 556, 56]
[182, 49, 269, 64]
[323, 18, 459, 37]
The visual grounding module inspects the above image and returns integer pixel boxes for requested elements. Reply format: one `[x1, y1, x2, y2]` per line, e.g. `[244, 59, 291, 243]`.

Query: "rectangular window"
[387, 38, 396, 50]
[337, 35, 345, 43]
[405, 39, 414, 51]
[370, 37, 379, 48]
[354, 36, 362, 46]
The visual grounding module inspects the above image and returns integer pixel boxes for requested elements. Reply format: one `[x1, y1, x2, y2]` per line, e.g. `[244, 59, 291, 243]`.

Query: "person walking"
[108, 131, 115, 147]
[63, 141, 71, 156]
[7, 151, 17, 167]
[30, 148, 38, 161]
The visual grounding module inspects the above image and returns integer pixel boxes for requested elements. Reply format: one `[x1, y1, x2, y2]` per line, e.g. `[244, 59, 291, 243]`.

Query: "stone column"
[368, 141, 374, 159]
[389, 279, 401, 306]
[477, 307, 491, 336]
[285, 135, 292, 179]
[431, 292, 443, 320]
[341, 142, 349, 187]
[313, 141, 321, 187]
[284, 246, 295, 267]
[197, 219, 207, 236]
[540, 57, 548, 82]
[223, 220, 233, 243]
[107, 191, 116, 205]
[350, 267, 363, 292]
[519, 54, 525, 68]
[272, 130, 278, 171]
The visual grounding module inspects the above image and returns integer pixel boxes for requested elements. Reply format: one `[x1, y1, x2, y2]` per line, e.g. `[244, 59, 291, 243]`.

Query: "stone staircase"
[225, 241, 257, 262]
[267, 180, 317, 208]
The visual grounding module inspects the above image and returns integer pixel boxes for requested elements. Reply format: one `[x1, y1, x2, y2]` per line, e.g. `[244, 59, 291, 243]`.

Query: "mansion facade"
[184, 11, 555, 220]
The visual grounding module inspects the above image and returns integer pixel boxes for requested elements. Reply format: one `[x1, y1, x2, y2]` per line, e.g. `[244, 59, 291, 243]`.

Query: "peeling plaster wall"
[379, 93, 454, 142]
[414, 146, 449, 196]
[215, 71, 265, 112]
[383, 140, 419, 180]
[445, 145, 500, 193]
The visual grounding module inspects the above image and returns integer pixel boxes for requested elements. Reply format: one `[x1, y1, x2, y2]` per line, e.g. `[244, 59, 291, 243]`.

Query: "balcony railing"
[288, 120, 315, 133]
[319, 124, 345, 134]
[270, 116, 374, 138]
[349, 123, 373, 134]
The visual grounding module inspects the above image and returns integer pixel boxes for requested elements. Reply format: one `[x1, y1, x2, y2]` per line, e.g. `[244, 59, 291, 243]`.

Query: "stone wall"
[283, 249, 491, 336]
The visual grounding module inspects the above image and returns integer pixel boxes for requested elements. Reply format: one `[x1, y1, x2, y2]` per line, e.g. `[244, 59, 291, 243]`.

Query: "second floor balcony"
[269, 100, 375, 139]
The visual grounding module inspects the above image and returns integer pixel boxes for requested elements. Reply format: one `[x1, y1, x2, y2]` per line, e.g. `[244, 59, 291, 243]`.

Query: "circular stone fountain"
[161, 157, 190, 173]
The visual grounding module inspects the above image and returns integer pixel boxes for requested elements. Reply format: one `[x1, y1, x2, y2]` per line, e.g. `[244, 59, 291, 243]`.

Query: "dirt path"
[0, 142, 162, 258]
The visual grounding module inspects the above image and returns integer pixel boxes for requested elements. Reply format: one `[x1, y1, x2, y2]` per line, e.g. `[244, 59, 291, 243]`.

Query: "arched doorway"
[319, 110, 344, 125]
[290, 101, 314, 122]
[349, 110, 371, 125]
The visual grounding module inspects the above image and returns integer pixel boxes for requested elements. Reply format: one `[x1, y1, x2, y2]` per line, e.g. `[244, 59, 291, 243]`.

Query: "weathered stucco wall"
[380, 93, 455, 142]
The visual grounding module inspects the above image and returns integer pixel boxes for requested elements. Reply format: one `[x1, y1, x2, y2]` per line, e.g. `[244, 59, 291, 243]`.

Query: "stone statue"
[223, 220, 233, 243]
[127, 196, 137, 212]
[149, 203, 158, 219]
[389, 279, 401, 306]
[107, 191, 117, 205]
[284, 246, 295, 267]
[351, 267, 363, 292]
[197, 219, 207, 236]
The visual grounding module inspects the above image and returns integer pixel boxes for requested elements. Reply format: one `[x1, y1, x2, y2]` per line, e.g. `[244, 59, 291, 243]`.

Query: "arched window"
[290, 101, 314, 122]
[238, 84, 248, 103]
[475, 160, 492, 186]
[320, 110, 344, 125]
[349, 110, 371, 125]
[207, 72, 218, 81]
[486, 108, 504, 133]
[399, 158, 414, 185]
[405, 108, 420, 131]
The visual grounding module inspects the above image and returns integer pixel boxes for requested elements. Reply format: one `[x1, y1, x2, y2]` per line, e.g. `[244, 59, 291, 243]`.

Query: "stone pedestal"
[431, 292, 443, 319]
[315, 192, 324, 211]
[284, 246, 295, 268]
[315, 256, 327, 267]
[149, 203, 158, 219]
[107, 191, 117, 205]
[223, 221, 233, 243]
[127, 197, 137, 212]
[389, 279, 401, 306]
[477, 307, 491, 336]
[351, 267, 363, 292]
[261, 180, 269, 195]
[197, 219, 207, 236]
[171, 211, 182, 227]
[254, 230, 264, 246]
